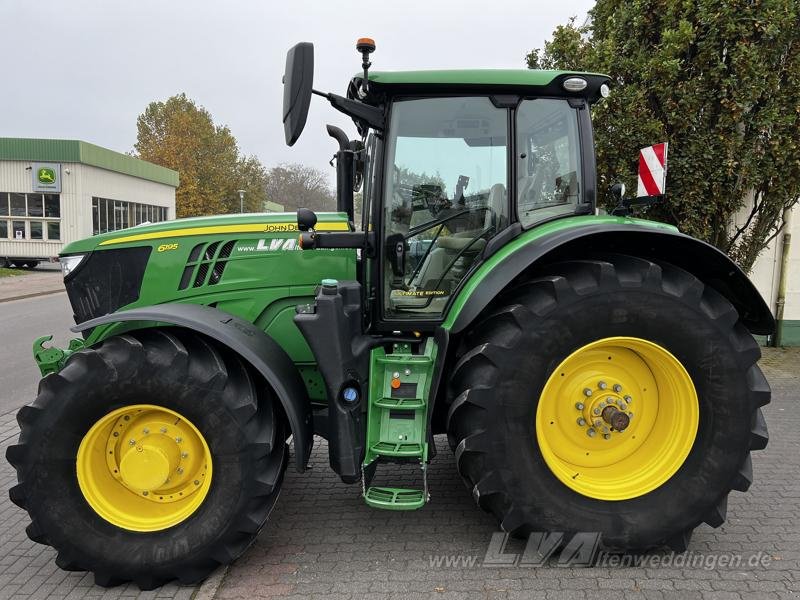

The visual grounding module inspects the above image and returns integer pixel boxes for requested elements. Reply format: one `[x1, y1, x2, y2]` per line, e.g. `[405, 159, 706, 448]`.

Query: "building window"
[0, 192, 62, 241]
[30, 221, 43, 240]
[92, 197, 168, 235]
[47, 222, 60, 240]
[12, 221, 25, 240]
[10, 193, 26, 216]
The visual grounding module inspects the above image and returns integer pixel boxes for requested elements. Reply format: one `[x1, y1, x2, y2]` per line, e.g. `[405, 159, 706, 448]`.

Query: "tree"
[527, 1, 800, 271]
[134, 93, 268, 217]
[265, 163, 336, 212]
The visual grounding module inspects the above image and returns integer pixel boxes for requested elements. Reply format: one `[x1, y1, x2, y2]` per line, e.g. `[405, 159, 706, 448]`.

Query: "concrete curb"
[192, 565, 228, 600]
[0, 288, 65, 304]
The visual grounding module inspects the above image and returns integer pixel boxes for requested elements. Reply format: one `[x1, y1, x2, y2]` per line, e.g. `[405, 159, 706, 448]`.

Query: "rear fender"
[445, 218, 774, 336]
[72, 303, 313, 472]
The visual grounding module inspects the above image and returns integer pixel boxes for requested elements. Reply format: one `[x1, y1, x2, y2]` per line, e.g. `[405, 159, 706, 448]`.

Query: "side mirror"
[282, 42, 314, 146]
[385, 233, 407, 278]
[610, 183, 626, 203]
[297, 208, 318, 232]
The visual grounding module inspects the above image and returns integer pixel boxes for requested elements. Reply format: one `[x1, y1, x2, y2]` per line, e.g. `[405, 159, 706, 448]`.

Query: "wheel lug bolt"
[594, 419, 602, 428]
[583, 388, 593, 397]
[587, 428, 596, 437]
[575, 402, 585, 410]
[613, 384, 622, 393]
[143, 428, 149, 435]
[577, 417, 586, 426]
[123, 415, 130, 421]
[617, 400, 626, 409]
[129, 439, 136, 445]
[112, 431, 119, 437]
[176, 467, 184, 474]
[593, 408, 601, 415]
[194, 480, 200, 485]
[598, 381, 607, 390]
[160, 427, 167, 434]
[624, 395, 632, 403]
[175, 437, 182, 443]
[628, 412, 634, 419]
[603, 434, 611, 440]
[142, 491, 148, 496]
[181, 452, 189, 459]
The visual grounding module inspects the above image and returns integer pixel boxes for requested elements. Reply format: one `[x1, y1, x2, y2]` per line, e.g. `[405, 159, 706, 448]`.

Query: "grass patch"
[0, 267, 27, 278]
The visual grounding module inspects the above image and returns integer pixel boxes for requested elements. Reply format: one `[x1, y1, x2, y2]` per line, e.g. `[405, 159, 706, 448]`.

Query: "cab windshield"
[382, 96, 509, 319]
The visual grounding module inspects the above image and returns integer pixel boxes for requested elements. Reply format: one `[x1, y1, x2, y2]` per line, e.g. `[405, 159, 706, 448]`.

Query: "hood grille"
[66, 246, 152, 324]
[178, 240, 236, 290]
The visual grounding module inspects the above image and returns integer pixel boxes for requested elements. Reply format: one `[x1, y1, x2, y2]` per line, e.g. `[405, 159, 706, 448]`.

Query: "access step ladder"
[362, 339, 438, 510]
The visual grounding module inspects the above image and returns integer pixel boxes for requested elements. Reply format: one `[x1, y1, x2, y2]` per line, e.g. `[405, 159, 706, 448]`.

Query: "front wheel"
[7, 329, 288, 588]
[447, 254, 769, 551]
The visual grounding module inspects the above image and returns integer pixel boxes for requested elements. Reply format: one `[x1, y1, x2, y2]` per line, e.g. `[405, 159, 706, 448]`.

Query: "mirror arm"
[322, 92, 385, 130]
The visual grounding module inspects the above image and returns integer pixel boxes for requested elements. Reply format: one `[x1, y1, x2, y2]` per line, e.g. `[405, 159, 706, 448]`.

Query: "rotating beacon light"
[356, 37, 376, 98]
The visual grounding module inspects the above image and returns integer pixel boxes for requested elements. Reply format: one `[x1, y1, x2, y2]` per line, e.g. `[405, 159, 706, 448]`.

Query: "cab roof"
[349, 69, 611, 104]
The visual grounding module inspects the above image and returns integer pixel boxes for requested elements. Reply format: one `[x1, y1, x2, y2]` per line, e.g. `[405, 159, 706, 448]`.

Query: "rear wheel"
[447, 255, 769, 550]
[7, 329, 288, 588]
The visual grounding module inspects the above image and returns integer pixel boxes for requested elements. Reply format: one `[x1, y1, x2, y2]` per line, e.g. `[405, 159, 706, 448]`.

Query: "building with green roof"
[0, 138, 178, 267]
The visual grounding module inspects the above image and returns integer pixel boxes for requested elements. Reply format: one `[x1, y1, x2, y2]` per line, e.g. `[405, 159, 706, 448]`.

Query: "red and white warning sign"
[637, 142, 668, 197]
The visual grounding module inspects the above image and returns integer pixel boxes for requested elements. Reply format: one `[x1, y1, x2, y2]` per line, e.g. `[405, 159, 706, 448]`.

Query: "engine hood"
[61, 211, 351, 255]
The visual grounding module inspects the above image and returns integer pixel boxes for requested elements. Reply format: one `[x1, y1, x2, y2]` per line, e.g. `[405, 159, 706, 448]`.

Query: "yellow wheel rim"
[76, 404, 213, 532]
[536, 337, 698, 501]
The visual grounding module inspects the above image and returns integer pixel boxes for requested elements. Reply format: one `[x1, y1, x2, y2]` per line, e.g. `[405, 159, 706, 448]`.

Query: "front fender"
[444, 216, 774, 336]
[72, 303, 313, 472]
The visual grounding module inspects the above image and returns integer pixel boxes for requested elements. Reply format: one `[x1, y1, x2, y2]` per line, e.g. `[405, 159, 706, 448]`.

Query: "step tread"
[373, 397, 426, 409]
[377, 356, 434, 366]
[370, 441, 425, 457]
[364, 486, 426, 511]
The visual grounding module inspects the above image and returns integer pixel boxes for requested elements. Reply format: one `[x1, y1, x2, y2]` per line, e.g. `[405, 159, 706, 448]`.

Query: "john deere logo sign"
[32, 162, 61, 193]
[38, 168, 56, 184]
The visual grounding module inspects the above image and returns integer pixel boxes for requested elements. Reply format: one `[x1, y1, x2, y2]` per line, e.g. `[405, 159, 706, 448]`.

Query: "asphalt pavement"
[0, 293, 76, 414]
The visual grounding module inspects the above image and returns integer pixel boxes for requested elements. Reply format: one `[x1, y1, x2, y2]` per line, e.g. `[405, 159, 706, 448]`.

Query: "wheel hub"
[576, 380, 634, 439]
[119, 444, 171, 490]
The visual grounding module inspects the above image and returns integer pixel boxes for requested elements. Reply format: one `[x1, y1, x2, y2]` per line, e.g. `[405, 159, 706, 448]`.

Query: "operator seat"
[397, 183, 506, 311]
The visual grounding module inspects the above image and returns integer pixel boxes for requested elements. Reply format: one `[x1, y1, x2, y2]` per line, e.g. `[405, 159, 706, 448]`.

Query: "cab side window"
[516, 99, 583, 227]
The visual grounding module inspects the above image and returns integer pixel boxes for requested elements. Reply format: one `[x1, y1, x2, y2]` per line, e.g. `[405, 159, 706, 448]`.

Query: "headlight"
[60, 254, 86, 278]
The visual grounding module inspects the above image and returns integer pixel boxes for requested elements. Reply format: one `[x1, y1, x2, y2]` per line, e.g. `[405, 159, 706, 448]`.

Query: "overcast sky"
[1, 0, 593, 186]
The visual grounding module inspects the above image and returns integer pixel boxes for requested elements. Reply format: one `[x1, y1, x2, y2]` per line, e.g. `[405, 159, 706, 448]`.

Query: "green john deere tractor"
[8, 39, 772, 588]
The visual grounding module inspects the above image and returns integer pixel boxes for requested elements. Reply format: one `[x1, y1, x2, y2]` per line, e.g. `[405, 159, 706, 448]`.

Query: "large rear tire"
[447, 254, 769, 551]
[7, 329, 288, 589]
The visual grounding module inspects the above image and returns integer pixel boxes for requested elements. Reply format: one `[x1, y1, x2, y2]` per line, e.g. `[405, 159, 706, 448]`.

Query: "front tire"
[7, 329, 288, 588]
[447, 254, 769, 551]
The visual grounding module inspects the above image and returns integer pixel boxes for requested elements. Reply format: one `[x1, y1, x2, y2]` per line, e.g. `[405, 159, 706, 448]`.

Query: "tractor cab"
[283, 40, 610, 330]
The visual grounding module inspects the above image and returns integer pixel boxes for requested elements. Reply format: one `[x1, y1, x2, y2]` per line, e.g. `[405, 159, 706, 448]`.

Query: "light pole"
[237, 189, 245, 214]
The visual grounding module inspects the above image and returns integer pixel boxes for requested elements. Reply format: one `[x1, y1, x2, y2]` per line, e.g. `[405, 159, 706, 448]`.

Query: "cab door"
[376, 96, 511, 327]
